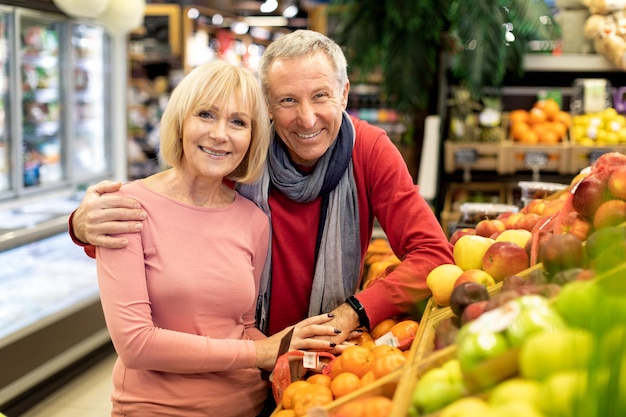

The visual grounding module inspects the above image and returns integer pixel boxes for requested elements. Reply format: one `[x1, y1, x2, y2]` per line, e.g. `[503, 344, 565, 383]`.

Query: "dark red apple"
[449, 228, 476, 245]
[449, 281, 490, 317]
[539, 233, 584, 277]
[460, 300, 489, 325]
[571, 175, 609, 218]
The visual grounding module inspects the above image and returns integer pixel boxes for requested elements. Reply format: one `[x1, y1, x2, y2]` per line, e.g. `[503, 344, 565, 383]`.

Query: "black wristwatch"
[345, 296, 370, 331]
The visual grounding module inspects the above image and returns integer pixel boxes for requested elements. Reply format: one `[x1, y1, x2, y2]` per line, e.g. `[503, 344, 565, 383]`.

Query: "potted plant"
[329, 0, 560, 138]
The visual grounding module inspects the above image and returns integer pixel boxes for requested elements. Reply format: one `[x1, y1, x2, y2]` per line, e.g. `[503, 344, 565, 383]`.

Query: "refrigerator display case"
[0, 5, 124, 411]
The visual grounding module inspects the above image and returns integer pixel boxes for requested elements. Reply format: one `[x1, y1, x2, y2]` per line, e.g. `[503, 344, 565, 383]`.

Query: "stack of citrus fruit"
[275, 317, 419, 417]
[508, 98, 571, 145]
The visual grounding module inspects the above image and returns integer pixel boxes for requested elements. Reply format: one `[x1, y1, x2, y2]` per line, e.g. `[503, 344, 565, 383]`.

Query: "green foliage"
[329, 0, 560, 114]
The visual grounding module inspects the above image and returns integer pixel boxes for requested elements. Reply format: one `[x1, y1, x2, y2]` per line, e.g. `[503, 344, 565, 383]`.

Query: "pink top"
[96, 181, 270, 417]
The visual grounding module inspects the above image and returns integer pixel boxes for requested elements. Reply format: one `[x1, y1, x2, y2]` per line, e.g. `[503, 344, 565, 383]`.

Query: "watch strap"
[345, 295, 370, 331]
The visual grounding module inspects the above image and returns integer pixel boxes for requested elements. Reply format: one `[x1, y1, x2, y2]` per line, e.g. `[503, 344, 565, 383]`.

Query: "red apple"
[553, 212, 592, 242]
[542, 199, 566, 217]
[460, 300, 489, 325]
[593, 199, 626, 230]
[514, 213, 541, 232]
[454, 269, 496, 288]
[539, 233, 584, 277]
[504, 212, 525, 230]
[608, 165, 626, 200]
[475, 219, 506, 238]
[571, 175, 609, 218]
[496, 211, 515, 222]
[482, 241, 530, 282]
[449, 228, 476, 245]
[525, 199, 547, 216]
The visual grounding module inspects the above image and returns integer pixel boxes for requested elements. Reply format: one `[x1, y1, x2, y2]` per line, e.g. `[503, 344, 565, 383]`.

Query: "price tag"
[524, 151, 548, 168]
[455, 148, 479, 165]
[589, 150, 611, 165]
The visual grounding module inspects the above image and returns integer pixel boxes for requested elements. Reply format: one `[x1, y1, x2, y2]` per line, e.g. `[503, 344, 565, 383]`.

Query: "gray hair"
[258, 29, 348, 99]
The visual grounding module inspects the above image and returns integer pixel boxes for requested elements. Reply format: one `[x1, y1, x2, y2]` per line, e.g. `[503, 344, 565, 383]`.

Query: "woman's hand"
[254, 313, 339, 370]
[73, 180, 146, 247]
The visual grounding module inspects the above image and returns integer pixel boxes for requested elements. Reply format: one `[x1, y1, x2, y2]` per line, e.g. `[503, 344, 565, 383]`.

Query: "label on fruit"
[455, 149, 479, 165]
[375, 331, 399, 348]
[524, 152, 548, 168]
[302, 351, 319, 369]
[466, 301, 521, 334]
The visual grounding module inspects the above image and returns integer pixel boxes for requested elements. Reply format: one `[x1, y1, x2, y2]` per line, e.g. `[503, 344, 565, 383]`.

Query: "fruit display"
[569, 107, 626, 146]
[508, 98, 571, 145]
[361, 238, 401, 290]
[271, 317, 418, 417]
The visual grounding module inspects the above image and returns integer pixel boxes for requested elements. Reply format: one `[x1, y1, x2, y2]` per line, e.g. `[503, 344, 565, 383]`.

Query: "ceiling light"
[231, 21, 250, 34]
[282, 5, 298, 18]
[244, 16, 288, 27]
[260, 0, 278, 13]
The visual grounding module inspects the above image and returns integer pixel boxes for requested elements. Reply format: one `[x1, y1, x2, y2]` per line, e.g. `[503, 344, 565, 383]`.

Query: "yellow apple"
[495, 229, 533, 249]
[453, 235, 495, 270]
[426, 263, 464, 307]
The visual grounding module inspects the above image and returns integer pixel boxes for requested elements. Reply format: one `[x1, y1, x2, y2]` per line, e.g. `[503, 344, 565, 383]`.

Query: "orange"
[554, 111, 572, 127]
[358, 370, 376, 388]
[291, 384, 333, 417]
[510, 121, 530, 141]
[518, 129, 539, 144]
[528, 107, 547, 124]
[372, 353, 406, 379]
[328, 356, 343, 379]
[361, 395, 393, 417]
[549, 121, 567, 139]
[330, 371, 360, 398]
[534, 98, 560, 120]
[370, 344, 403, 359]
[370, 318, 398, 339]
[339, 345, 375, 378]
[281, 380, 311, 409]
[306, 373, 332, 388]
[352, 330, 374, 346]
[508, 109, 529, 124]
[539, 129, 559, 144]
[390, 319, 419, 342]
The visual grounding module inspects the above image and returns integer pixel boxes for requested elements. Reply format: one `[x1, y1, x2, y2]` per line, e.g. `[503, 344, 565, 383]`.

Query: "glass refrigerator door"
[71, 24, 109, 179]
[0, 12, 9, 192]
[19, 12, 64, 188]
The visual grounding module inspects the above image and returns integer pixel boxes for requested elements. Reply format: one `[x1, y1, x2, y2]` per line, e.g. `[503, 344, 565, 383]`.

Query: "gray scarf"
[238, 111, 361, 334]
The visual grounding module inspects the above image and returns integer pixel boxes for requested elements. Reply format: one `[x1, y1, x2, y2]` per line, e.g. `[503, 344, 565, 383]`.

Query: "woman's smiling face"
[180, 95, 252, 180]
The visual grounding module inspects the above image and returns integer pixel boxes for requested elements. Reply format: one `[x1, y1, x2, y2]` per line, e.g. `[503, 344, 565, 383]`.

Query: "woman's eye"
[197, 111, 214, 119]
[232, 118, 246, 127]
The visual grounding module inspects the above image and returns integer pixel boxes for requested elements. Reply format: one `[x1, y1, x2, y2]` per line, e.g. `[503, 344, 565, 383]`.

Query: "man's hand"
[72, 180, 146, 248]
[316, 303, 361, 348]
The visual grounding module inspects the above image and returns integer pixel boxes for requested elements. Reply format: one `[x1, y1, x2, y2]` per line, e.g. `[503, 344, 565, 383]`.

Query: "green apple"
[439, 397, 492, 417]
[457, 330, 510, 372]
[538, 370, 588, 417]
[518, 328, 593, 380]
[553, 280, 599, 330]
[485, 402, 546, 417]
[488, 377, 542, 410]
[411, 378, 466, 414]
[412, 360, 467, 414]
[504, 303, 566, 347]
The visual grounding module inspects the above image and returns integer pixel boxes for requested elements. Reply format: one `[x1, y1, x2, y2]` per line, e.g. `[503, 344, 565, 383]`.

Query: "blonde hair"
[258, 29, 348, 101]
[159, 60, 270, 183]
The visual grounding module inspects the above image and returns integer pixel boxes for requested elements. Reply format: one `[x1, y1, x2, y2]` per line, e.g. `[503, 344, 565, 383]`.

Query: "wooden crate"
[444, 140, 508, 174]
[504, 140, 570, 174]
[568, 144, 626, 174]
[440, 182, 511, 236]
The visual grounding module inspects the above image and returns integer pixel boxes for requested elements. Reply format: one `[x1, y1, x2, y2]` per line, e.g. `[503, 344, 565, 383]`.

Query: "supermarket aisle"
[19, 353, 116, 417]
